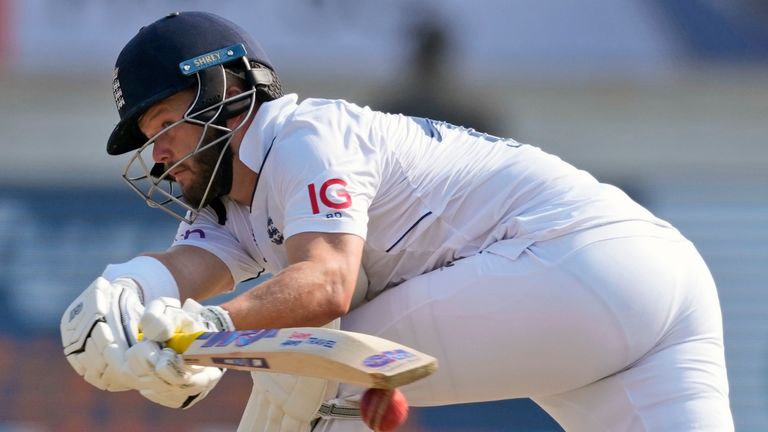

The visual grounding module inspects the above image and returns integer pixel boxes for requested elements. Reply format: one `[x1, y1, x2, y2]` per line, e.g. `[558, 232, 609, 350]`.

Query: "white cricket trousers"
[316, 221, 734, 431]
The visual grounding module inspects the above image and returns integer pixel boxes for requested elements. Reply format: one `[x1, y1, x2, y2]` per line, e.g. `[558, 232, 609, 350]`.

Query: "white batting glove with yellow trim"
[125, 297, 232, 409]
[60, 277, 144, 391]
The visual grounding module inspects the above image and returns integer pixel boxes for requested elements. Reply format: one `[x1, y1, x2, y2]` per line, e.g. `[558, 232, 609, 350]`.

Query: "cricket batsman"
[60, 11, 734, 431]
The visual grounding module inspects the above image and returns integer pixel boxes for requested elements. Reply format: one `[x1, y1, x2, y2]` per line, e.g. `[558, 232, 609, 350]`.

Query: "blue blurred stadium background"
[1, 1, 766, 430]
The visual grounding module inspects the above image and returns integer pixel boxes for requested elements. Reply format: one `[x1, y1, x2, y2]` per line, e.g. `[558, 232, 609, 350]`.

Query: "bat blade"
[165, 328, 438, 389]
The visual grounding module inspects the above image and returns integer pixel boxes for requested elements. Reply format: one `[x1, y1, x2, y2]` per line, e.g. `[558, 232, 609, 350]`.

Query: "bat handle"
[136, 330, 206, 353]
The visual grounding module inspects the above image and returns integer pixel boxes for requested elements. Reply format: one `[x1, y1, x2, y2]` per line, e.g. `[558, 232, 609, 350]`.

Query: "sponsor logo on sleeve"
[307, 178, 352, 215]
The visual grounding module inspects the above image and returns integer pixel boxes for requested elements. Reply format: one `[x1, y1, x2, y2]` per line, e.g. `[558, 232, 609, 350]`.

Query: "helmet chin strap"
[206, 126, 235, 203]
[192, 58, 268, 205]
[194, 126, 234, 226]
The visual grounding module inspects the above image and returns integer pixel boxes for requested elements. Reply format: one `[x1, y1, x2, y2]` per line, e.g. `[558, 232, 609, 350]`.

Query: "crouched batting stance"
[61, 11, 733, 432]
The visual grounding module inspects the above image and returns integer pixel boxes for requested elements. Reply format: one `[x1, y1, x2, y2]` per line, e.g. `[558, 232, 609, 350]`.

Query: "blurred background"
[1, 0, 766, 430]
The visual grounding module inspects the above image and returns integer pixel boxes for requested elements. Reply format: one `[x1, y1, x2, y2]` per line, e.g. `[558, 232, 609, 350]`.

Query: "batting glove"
[125, 297, 233, 409]
[60, 277, 144, 391]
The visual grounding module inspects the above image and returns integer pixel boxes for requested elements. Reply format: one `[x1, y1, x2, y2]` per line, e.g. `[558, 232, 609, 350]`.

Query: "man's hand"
[139, 296, 234, 341]
[124, 297, 233, 409]
[125, 339, 223, 409]
[60, 277, 144, 391]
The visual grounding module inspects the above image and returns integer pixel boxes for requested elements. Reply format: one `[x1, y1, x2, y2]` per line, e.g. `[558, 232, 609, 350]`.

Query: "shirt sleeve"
[270, 113, 380, 240]
[171, 204, 265, 288]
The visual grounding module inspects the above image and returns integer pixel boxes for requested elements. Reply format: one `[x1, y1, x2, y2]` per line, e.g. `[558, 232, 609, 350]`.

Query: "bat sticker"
[199, 329, 279, 348]
[212, 357, 270, 369]
[363, 349, 416, 368]
[158, 327, 437, 389]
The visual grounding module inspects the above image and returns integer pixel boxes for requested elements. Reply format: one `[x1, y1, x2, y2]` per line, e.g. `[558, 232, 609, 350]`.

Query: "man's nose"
[152, 137, 173, 164]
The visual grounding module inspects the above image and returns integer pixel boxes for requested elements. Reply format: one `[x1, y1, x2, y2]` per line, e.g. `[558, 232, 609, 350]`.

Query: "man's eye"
[162, 121, 174, 129]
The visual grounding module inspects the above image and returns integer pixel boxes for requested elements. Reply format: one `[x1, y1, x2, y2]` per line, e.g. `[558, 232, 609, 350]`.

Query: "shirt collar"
[238, 93, 299, 172]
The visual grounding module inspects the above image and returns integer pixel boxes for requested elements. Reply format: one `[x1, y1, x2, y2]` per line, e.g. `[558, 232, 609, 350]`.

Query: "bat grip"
[136, 330, 206, 353]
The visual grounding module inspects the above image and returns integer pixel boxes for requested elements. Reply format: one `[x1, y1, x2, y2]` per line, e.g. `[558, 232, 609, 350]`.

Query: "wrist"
[102, 256, 180, 303]
[201, 304, 235, 332]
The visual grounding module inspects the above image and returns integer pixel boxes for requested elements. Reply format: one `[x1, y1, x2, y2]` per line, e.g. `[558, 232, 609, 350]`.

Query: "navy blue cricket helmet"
[110, 11, 278, 224]
[107, 11, 274, 155]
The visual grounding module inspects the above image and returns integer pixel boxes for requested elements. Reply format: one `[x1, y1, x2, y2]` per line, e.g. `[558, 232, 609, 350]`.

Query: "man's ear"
[225, 85, 242, 99]
[224, 86, 253, 129]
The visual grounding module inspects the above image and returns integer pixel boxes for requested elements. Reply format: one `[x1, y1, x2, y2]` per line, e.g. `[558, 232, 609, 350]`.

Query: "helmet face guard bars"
[121, 54, 259, 224]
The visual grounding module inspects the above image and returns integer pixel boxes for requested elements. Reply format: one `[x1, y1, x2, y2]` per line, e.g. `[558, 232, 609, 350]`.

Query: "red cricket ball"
[360, 388, 409, 431]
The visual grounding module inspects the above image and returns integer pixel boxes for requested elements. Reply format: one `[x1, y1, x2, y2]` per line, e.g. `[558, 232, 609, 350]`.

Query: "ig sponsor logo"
[307, 179, 352, 215]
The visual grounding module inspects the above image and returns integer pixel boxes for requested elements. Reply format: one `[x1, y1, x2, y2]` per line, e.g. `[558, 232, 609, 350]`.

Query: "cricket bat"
[152, 328, 438, 389]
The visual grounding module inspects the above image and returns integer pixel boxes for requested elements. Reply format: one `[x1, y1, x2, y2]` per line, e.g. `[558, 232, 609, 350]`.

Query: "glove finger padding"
[126, 340, 224, 409]
[128, 297, 232, 409]
[60, 277, 144, 391]
[140, 297, 197, 341]
[140, 297, 233, 343]
[154, 348, 222, 388]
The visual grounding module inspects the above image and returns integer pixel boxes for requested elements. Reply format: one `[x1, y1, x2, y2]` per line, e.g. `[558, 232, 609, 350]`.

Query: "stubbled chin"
[173, 169, 190, 187]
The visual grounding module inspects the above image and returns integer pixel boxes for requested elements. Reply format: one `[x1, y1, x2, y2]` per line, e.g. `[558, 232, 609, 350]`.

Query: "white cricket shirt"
[172, 94, 671, 297]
